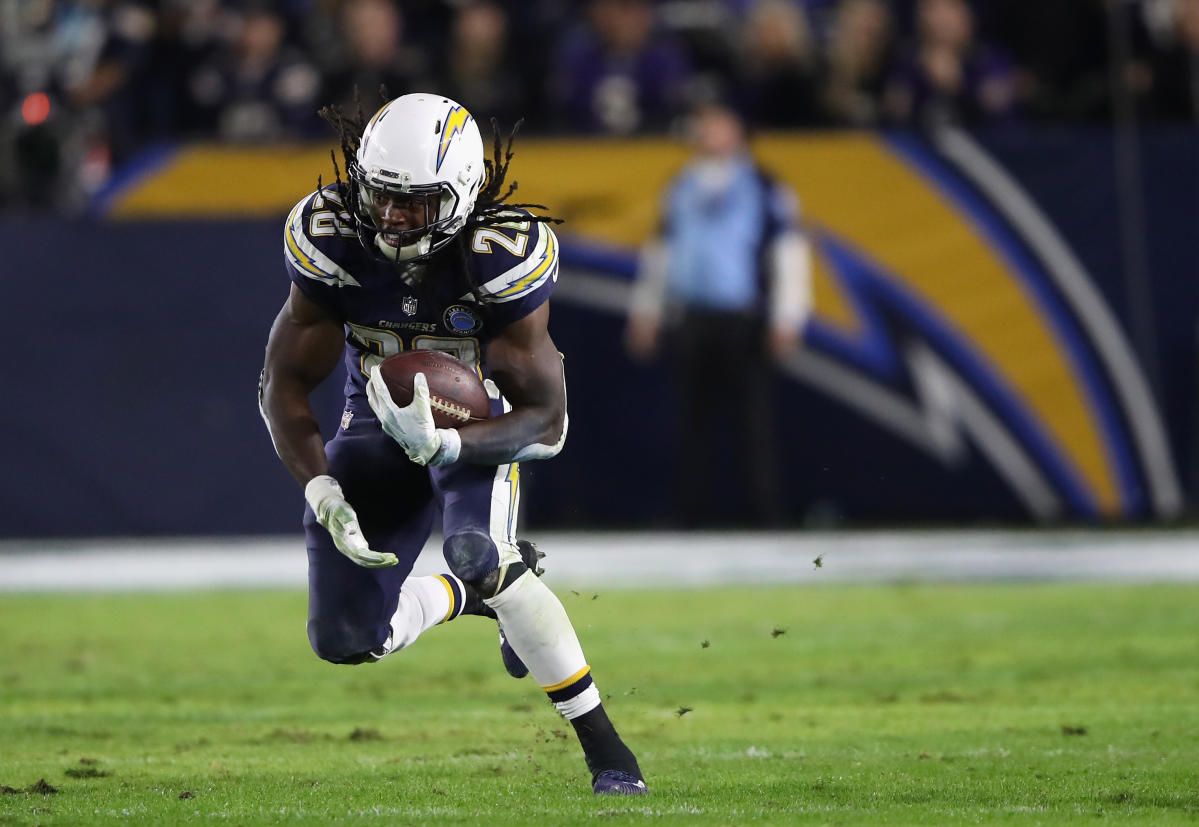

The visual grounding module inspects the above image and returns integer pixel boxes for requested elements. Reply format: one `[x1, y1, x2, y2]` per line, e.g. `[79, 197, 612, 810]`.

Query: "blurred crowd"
[4, 0, 1199, 210]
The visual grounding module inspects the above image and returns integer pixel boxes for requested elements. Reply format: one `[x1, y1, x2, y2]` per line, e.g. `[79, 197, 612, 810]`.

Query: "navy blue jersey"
[283, 185, 559, 413]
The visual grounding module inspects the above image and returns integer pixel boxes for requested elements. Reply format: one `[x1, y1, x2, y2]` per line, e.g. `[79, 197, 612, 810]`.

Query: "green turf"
[1, 581, 1197, 825]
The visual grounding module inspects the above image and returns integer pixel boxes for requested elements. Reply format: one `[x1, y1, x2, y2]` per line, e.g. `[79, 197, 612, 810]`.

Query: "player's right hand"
[304, 475, 397, 568]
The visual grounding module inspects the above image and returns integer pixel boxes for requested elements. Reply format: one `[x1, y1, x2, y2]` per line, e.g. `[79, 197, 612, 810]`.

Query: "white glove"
[366, 366, 461, 466]
[304, 475, 397, 568]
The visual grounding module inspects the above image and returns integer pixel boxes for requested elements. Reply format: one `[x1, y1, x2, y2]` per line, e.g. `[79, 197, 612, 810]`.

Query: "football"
[377, 350, 491, 429]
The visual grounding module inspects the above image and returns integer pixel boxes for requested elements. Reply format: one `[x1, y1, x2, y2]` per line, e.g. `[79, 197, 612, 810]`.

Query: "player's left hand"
[367, 366, 458, 466]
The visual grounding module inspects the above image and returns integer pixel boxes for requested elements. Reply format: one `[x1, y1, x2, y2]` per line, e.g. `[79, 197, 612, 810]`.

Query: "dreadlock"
[316, 88, 372, 225]
[471, 118, 562, 232]
[316, 91, 561, 310]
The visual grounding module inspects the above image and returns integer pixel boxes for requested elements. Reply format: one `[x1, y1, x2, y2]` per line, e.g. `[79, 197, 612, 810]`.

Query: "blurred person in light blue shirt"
[625, 100, 811, 527]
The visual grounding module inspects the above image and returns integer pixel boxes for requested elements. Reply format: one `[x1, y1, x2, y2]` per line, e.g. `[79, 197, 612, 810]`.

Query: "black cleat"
[517, 539, 546, 576]
[498, 625, 529, 678]
[592, 769, 648, 795]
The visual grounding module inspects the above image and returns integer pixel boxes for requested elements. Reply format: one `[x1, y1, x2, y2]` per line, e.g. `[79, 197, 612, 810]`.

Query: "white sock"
[374, 574, 459, 658]
[484, 571, 601, 719]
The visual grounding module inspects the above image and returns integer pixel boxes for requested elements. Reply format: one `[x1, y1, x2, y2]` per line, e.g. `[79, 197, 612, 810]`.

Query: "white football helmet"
[349, 93, 485, 262]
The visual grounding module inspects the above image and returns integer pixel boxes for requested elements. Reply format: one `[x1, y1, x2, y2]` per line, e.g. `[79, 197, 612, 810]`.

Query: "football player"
[258, 93, 646, 795]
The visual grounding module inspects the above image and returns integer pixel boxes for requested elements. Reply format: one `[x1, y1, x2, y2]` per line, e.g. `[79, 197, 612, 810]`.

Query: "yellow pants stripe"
[541, 665, 591, 693]
[434, 575, 456, 624]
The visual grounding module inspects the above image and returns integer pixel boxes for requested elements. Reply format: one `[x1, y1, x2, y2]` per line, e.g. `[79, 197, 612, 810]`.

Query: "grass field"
[1, 582, 1197, 825]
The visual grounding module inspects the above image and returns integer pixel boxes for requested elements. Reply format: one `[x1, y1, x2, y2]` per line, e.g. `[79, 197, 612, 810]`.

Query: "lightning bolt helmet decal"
[436, 105, 472, 173]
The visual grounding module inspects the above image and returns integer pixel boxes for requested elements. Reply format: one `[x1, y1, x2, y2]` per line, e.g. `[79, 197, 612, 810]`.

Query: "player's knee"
[469, 560, 530, 598]
[443, 529, 499, 584]
[307, 618, 379, 665]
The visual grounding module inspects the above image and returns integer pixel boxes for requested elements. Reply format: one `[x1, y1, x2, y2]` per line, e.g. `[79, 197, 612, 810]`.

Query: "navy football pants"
[303, 412, 520, 663]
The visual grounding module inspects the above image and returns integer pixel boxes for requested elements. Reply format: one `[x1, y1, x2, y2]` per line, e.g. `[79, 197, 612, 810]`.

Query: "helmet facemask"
[348, 163, 466, 262]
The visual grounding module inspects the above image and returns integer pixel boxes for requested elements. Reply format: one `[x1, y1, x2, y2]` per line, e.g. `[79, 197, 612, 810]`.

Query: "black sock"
[569, 704, 641, 780]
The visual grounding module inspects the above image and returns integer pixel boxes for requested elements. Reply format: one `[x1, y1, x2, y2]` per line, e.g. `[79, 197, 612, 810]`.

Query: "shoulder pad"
[283, 188, 362, 288]
[470, 218, 559, 303]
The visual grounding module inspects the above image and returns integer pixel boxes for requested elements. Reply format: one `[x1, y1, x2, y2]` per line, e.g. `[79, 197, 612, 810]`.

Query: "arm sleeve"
[628, 238, 670, 324]
[627, 182, 676, 324]
[766, 185, 812, 335]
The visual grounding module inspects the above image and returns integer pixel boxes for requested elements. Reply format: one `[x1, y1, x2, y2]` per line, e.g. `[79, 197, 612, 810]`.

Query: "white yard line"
[1, 530, 1197, 592]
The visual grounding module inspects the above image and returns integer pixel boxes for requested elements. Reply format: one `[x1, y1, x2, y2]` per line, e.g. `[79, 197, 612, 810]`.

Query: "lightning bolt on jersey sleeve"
[468, 218, 560, 327]
[283, 188, 362, 312]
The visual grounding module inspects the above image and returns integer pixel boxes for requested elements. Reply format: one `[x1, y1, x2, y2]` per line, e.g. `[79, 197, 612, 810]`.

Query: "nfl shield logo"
[402, 296, 419, 316]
